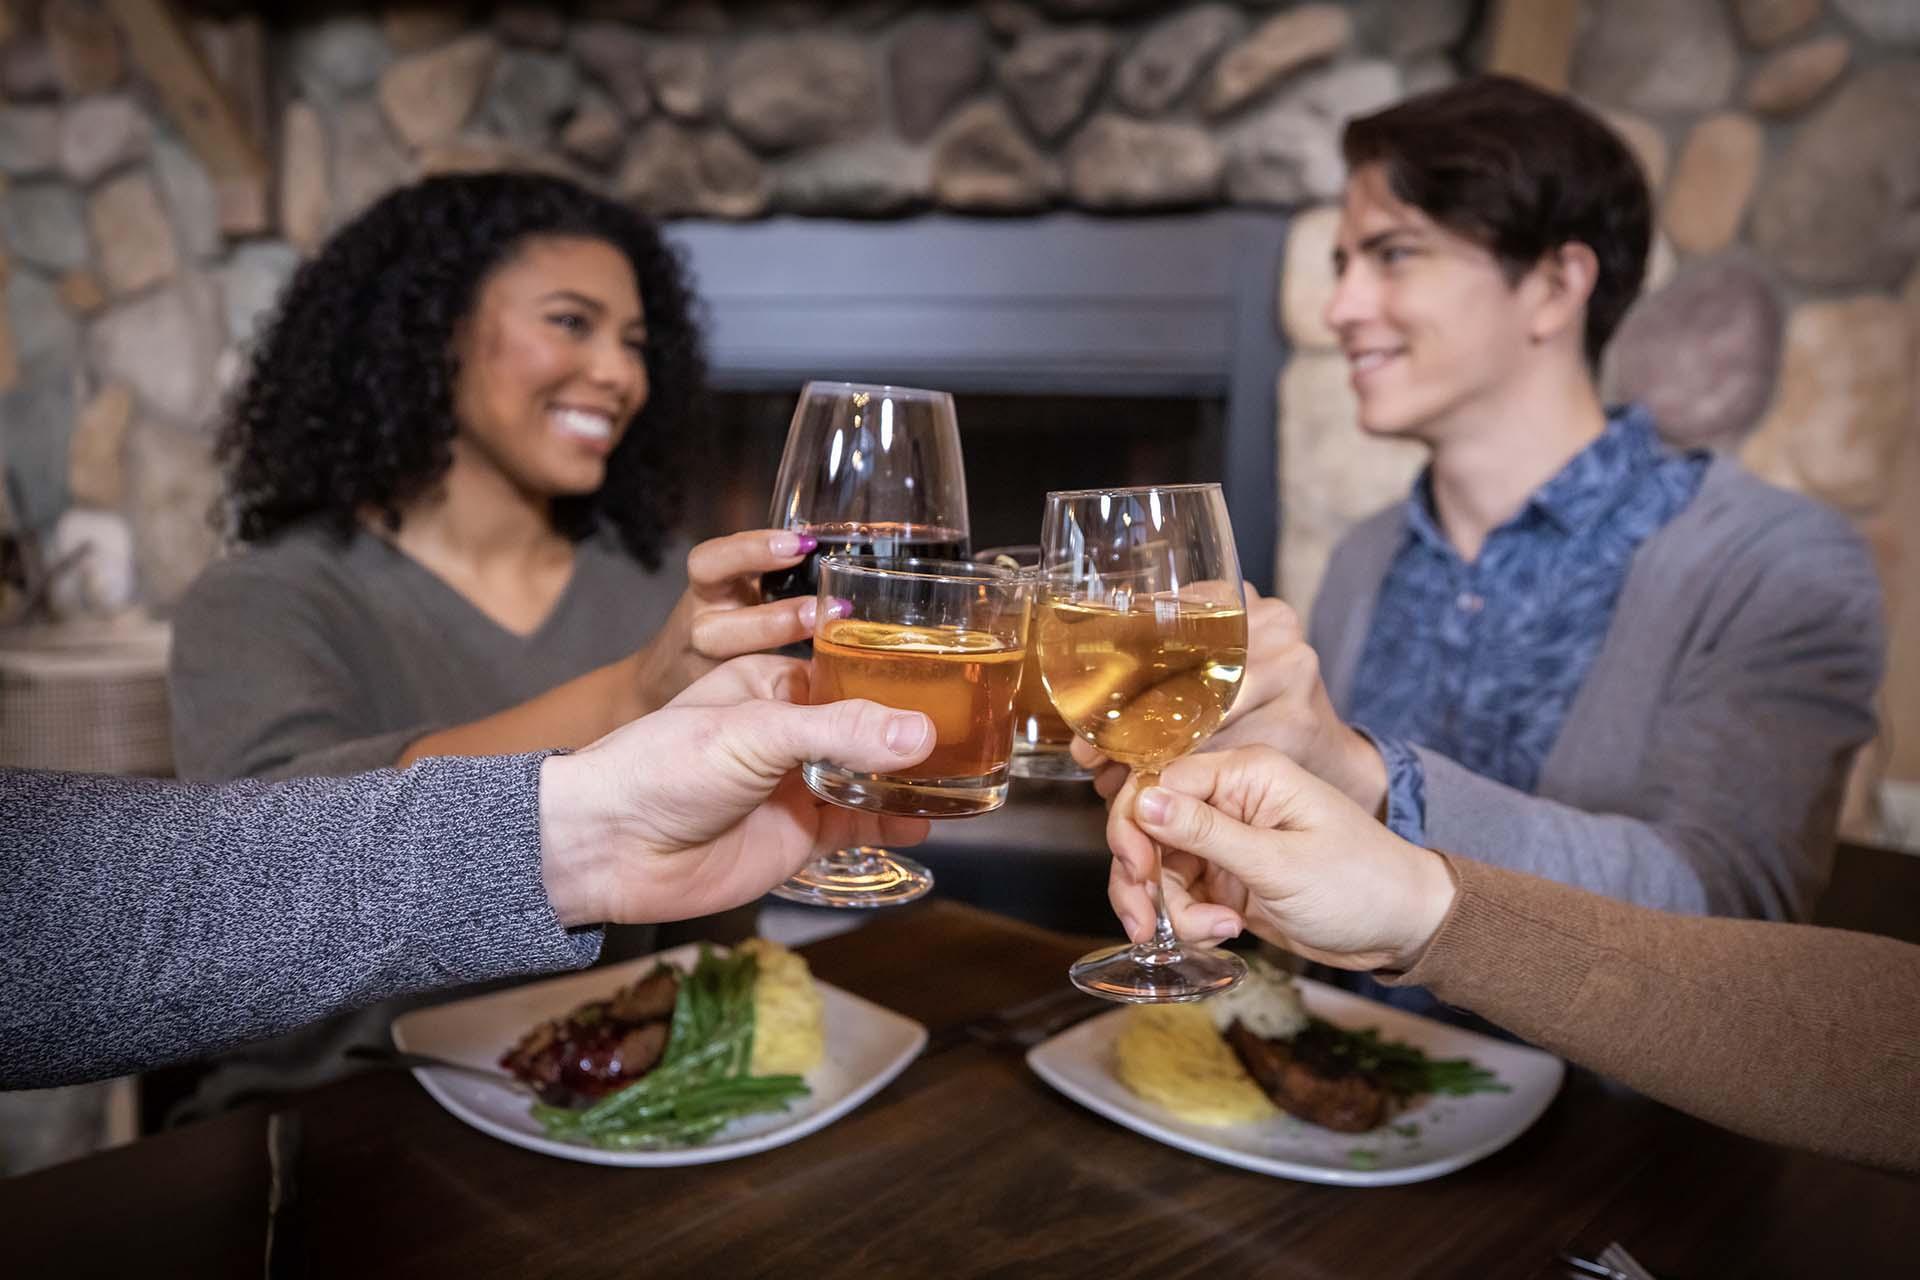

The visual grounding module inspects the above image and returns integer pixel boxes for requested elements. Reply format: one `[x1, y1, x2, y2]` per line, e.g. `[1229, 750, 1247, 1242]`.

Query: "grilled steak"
[608, 969, 679, 1022]
[1224, 1019, 1392, 1133]
[501, 968, 680, 1106]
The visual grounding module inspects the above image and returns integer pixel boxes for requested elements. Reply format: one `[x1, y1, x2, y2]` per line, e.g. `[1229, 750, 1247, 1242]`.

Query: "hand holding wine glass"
[627, 529, 827, 711]
[1035, 483, 1250, 1002]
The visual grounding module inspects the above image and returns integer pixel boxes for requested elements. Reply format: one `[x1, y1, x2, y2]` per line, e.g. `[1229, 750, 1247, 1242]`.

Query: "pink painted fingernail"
[824, 596, 853, 620]
[771, 531, 815, 557]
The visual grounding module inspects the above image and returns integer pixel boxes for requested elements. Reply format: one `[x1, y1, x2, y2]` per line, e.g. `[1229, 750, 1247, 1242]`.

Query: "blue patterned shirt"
[1349, 404, 1708, 849]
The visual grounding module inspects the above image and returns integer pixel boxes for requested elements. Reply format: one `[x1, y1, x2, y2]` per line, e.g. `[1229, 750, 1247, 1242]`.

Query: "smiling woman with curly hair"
[222, 171, 705, 567]
[161, 172, 820, 1120]
[168, 173, 820, 786]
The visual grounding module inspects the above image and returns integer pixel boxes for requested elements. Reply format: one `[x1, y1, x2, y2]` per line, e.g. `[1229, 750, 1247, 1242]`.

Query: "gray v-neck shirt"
[169, 522, 685, 783]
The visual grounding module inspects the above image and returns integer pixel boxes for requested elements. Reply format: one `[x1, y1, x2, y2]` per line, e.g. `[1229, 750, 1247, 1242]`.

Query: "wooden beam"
[191, 13, 271, 233]
[103, 0, 267, 234]
[1486, 0, 1583, 93]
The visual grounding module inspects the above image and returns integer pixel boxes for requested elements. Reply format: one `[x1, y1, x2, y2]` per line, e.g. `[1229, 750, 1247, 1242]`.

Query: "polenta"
[740, 938, 825, 1076]
[1113, 1004, 1279, 1126]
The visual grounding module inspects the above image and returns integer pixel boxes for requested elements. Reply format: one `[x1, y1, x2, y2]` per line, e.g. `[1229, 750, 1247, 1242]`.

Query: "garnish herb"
[1303, 1018, 1509, 1098]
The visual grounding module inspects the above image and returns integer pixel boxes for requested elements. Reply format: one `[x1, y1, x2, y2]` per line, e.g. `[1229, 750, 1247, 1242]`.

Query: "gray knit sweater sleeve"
[0, 754, 602, 1089]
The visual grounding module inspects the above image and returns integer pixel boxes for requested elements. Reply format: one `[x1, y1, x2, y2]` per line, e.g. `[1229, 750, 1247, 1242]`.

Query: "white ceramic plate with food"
[1026, 975, 1564, 1187]
[392, 944, 927, 1167]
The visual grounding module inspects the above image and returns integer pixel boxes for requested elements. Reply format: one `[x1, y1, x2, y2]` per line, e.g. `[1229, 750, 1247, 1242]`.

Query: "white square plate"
[1026, 976, 1564, 1187]
[391, 944, 927, 1166]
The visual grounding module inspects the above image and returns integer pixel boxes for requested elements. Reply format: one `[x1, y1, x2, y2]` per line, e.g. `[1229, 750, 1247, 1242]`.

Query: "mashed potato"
[1205, 954, 1308, 1041]
[1113, 1004, 1279, 1126]
[740, 938, 824, 1076]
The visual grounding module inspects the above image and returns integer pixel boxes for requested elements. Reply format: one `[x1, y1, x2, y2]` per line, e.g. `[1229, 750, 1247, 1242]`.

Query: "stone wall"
[0, 0, 1471, 616]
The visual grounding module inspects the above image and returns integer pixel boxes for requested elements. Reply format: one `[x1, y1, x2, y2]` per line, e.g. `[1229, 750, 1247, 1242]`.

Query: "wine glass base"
[769, 848, 934, 909]
[1068, 942, 1247, 1004]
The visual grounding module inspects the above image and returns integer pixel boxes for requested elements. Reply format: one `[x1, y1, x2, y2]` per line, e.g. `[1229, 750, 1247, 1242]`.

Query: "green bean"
[568, 1035, 748, 1131]
[532, 945, 812, 1150]
[587, 1117, 732, 1150]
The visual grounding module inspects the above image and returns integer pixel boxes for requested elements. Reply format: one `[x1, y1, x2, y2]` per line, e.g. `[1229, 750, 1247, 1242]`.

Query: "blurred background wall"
[0, 0, 1915, 844]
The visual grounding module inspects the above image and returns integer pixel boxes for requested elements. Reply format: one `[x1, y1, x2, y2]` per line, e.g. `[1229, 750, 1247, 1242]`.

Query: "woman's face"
[450, 234, 649, 498]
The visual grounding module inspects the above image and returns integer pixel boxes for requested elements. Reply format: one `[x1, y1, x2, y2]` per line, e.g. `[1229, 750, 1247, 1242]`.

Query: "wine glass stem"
[1135, 768, 1182, 957]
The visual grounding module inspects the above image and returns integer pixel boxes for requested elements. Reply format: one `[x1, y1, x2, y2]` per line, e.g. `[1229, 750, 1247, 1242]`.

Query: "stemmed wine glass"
[973, 545, 1094, 782]
[762, 382, 971, 907]
[1035, 483, 1250, 1002]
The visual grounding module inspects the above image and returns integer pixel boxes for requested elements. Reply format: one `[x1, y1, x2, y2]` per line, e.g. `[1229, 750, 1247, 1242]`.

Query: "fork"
[1559, 1242, 1659, 1280]
[1561, 1250, 1625, 1280]
[1599, 1242, 1657, 1280]
[925, 985, 1107, 1053]
[345, 1045, 531, 1093]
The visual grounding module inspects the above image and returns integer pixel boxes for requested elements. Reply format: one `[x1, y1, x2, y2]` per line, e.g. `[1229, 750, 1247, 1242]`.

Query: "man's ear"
[1526, 241, 1599, 348]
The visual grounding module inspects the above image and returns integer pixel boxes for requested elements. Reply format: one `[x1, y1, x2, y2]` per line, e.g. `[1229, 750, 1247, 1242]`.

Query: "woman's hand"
[539, 656, 934, 926]
[1105, 745, 1456, 972]
[629, 530, 827, 712]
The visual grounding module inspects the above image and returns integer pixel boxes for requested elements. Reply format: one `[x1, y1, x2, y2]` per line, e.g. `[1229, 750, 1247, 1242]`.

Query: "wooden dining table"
[8, 900, 1910, 1278]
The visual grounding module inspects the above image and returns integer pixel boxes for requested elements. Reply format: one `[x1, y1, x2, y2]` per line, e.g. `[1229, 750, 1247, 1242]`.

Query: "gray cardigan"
[0, 755, 599, 1089]
[1311, 457, 1884, 921]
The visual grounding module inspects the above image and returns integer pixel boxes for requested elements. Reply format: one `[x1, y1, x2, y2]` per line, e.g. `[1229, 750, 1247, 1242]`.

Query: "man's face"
[1324, 165, 1541, 443]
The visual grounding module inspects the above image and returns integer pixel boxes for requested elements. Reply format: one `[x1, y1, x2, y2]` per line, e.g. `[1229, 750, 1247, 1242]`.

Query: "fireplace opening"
[688, 390, 1228, 553]
[666, 209, 1288, 594]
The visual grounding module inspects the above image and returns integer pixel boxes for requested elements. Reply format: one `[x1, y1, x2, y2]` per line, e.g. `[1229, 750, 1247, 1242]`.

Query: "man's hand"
[538, 656, 933, 926]
[1082, 590, 1389, 816]
[629, 531, 830, 712]
[1105, 745, 1455, 972]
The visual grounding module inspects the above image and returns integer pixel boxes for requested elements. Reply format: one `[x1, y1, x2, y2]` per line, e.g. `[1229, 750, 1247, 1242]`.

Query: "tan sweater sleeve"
[1383, 854, 1920, 1173]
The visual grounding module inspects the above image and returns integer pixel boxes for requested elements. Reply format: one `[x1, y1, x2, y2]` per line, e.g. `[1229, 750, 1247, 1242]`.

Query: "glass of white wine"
[1036, 483, 1250, 1003]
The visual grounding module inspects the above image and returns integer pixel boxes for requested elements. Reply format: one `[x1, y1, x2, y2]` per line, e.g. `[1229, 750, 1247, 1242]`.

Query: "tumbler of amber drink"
[804, 556, 1033, 821]
[973, 545, 1094, 782]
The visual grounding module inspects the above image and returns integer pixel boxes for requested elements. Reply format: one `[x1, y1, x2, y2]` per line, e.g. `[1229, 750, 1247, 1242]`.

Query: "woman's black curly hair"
[219, 171, 707, 569]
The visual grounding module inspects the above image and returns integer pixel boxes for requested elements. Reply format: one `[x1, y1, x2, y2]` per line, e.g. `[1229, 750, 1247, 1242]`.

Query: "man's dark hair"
[219, 171, 707, 568]
[1342, 74, 1652, 365]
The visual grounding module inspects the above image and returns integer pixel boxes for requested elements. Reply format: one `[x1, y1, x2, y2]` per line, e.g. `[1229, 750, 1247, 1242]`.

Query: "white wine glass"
[1036, 483, 1250, 1002]
[972, 545, 1094, 783]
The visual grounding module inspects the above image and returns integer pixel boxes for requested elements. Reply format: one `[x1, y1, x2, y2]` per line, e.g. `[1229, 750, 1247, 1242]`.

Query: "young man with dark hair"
[1102, 77, 1883, 1010]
